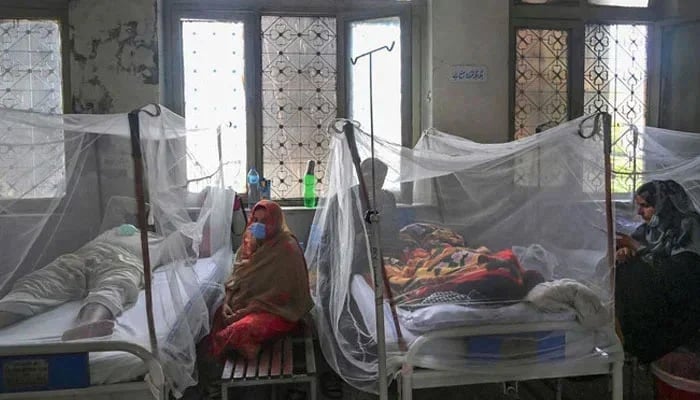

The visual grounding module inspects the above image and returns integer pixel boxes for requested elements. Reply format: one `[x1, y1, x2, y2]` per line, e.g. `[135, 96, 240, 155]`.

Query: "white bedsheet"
[0, 255, 228, 385]
[351, 275, 577, 338]
[350, 275, 618, 367]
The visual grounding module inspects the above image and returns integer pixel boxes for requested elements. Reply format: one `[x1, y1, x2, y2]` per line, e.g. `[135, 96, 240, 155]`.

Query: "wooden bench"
[220, 323, 317, 400]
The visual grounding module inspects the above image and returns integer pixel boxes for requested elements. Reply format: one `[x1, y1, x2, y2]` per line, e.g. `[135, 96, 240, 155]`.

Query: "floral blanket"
[382, 223, 544, 306]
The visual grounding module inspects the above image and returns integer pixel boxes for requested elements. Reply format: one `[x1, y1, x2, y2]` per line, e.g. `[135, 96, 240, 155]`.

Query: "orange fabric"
[225, 200, 313, 323]
[210, 309, 297, 359]
[384, 246, 542, 305]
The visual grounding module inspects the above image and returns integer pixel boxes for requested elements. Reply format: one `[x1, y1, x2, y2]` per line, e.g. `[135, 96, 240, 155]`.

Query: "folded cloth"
[525, 279, 608, 328]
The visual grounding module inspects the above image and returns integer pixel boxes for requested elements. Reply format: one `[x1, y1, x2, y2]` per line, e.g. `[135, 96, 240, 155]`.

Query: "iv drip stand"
[348, 41, 395, 400]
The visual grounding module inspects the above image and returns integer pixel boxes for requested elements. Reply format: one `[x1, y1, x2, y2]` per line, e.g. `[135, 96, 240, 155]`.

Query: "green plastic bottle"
[303, 160, 316, 208]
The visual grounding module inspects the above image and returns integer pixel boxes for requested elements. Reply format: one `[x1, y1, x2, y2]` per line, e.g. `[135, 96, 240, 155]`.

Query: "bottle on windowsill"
[303, 160, 316, 208]
[247, 167, 260, 209]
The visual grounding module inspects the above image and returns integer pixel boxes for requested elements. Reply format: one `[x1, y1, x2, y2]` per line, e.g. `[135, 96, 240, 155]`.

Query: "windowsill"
[281, 206, 317, 211]
[241, 205, 316, 212]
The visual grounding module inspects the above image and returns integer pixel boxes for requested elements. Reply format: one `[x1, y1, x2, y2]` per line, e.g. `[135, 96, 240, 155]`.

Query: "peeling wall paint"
[69, 0, 160, 214]
[70, 0, 159, 113]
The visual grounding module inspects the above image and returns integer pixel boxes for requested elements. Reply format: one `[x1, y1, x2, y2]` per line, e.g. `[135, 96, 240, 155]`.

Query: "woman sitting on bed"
[209, 200, 312, 360]
[616, 180, 700, 363]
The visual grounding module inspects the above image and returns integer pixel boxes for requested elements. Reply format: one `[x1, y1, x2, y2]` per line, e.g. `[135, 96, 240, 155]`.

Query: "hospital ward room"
[3, 0, 700, 399]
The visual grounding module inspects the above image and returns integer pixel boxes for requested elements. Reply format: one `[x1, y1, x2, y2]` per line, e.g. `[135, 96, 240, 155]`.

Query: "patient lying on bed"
[383, 223, 546, 306]
[0, 224, 188, 340]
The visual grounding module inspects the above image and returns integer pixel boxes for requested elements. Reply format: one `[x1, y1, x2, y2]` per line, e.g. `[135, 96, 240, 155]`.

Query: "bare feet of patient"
[61, 303, 116, 341]
[62, 320, 115, 341]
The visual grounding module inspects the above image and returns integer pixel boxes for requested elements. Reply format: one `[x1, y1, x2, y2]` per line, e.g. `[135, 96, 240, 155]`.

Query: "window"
[0, 19, 64, 199]
[348, 16, 403, 193]
[165, 3, 412, 202]
[182, 20, 247, 193]
[514, 28, 569, 139]
[261, 16, 336, 199]
[511, 2, 653, 195]
[348, 17, 402, 144]
[584, 24, 647, 193]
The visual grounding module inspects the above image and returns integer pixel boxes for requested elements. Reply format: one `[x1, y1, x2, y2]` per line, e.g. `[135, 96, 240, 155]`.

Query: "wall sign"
[450, 65, 488, 82]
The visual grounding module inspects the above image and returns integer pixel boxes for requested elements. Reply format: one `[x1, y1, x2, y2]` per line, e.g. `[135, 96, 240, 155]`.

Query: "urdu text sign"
[450, 65, 488, 82]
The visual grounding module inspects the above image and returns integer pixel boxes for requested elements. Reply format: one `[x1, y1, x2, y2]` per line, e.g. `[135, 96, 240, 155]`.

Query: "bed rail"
[398, 321, 623, 400]
[403, 321, 593, 364]
[0, 340, 165, 400]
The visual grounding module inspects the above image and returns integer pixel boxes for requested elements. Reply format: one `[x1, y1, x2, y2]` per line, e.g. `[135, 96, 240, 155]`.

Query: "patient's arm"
[149, 229, 194, 266]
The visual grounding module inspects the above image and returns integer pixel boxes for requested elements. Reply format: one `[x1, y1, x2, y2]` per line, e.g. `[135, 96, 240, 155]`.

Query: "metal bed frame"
[339, 112, 620, 400]
[396, 321, 623, 400]
[0, 341, 166, 400]
[0, 104, 226, 399]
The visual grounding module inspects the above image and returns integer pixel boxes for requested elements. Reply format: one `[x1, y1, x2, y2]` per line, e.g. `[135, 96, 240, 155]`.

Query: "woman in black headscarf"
[616, 180, 700, 363]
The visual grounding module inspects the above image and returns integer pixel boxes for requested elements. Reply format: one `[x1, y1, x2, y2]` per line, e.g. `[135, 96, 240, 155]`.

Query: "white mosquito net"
[0, 105, 233, 397]
[307, 115, 627, 393]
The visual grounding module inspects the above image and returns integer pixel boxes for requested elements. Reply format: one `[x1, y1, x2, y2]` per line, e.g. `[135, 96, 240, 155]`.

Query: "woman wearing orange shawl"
[209, 200, 313, 360]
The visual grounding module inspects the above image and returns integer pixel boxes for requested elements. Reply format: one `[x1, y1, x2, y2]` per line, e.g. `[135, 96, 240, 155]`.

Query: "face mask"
[117, 224, 138, 237]
[249, 222, 267, 240]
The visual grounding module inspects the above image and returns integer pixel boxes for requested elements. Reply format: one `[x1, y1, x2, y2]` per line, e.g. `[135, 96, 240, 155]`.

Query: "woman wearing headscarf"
[209, 200, 313, 360]
[615, 180, 700, 363]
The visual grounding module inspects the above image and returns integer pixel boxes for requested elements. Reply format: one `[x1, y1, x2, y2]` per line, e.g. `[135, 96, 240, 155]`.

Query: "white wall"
[426, 0, 510, 143]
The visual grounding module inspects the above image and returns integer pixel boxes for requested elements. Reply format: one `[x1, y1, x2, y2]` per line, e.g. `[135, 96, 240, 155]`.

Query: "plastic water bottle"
[247, 167, 260, 208]
[303, 160, 316, 208]
[259, 178, 271, 200]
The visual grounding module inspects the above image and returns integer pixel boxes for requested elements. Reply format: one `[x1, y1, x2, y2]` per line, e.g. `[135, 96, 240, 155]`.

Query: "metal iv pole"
[346, 41, 395, 400]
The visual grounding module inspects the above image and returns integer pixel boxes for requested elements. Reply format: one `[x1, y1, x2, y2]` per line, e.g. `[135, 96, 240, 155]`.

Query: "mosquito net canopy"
[307, 115, 635, 392]
[0, 105, 233, 397]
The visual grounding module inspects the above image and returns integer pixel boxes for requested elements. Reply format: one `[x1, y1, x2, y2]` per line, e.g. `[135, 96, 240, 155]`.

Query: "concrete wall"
[70, 0, 160, 212]
[659, 21, 700, 132]
[425, 0, 510, 143]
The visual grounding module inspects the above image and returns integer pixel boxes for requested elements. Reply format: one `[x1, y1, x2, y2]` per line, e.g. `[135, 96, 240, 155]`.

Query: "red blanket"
[382, 223, 543, 305]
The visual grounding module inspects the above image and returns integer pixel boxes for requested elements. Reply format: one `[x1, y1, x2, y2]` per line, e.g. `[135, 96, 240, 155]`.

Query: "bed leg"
[555, 378, 563, 400]
[611, 361, 624, 400]
[400, 366, 413, 400]
[221, 384, 228, 400]
[310, 376, 318, 400]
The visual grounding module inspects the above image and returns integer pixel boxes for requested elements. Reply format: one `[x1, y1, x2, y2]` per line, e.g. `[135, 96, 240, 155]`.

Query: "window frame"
[509, 0, 664, 200]
[340, 7, 414, 204]
[510, 19, 580, 140]
[162, 0, 414, 205]
[338, 6, 413, 149]
[509, 0, 662, 141]
[163, 7, 260, 193]
[0, 1, 71, 211]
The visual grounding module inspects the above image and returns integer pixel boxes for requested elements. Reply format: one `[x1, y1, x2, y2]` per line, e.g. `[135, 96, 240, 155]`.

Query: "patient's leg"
[62, 253, 143, 341]
[61, 303, 115, 341]
[0, 311, 26, 329]
[0, 253, 86, 329]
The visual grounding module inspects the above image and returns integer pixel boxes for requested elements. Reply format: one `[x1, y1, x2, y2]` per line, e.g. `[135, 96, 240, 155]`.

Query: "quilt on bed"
[383, 223, 544, 306]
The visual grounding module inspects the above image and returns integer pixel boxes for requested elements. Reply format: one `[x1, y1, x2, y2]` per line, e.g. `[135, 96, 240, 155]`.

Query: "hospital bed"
[350, 273, 623, 400]
[0, 251, 230, 400]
